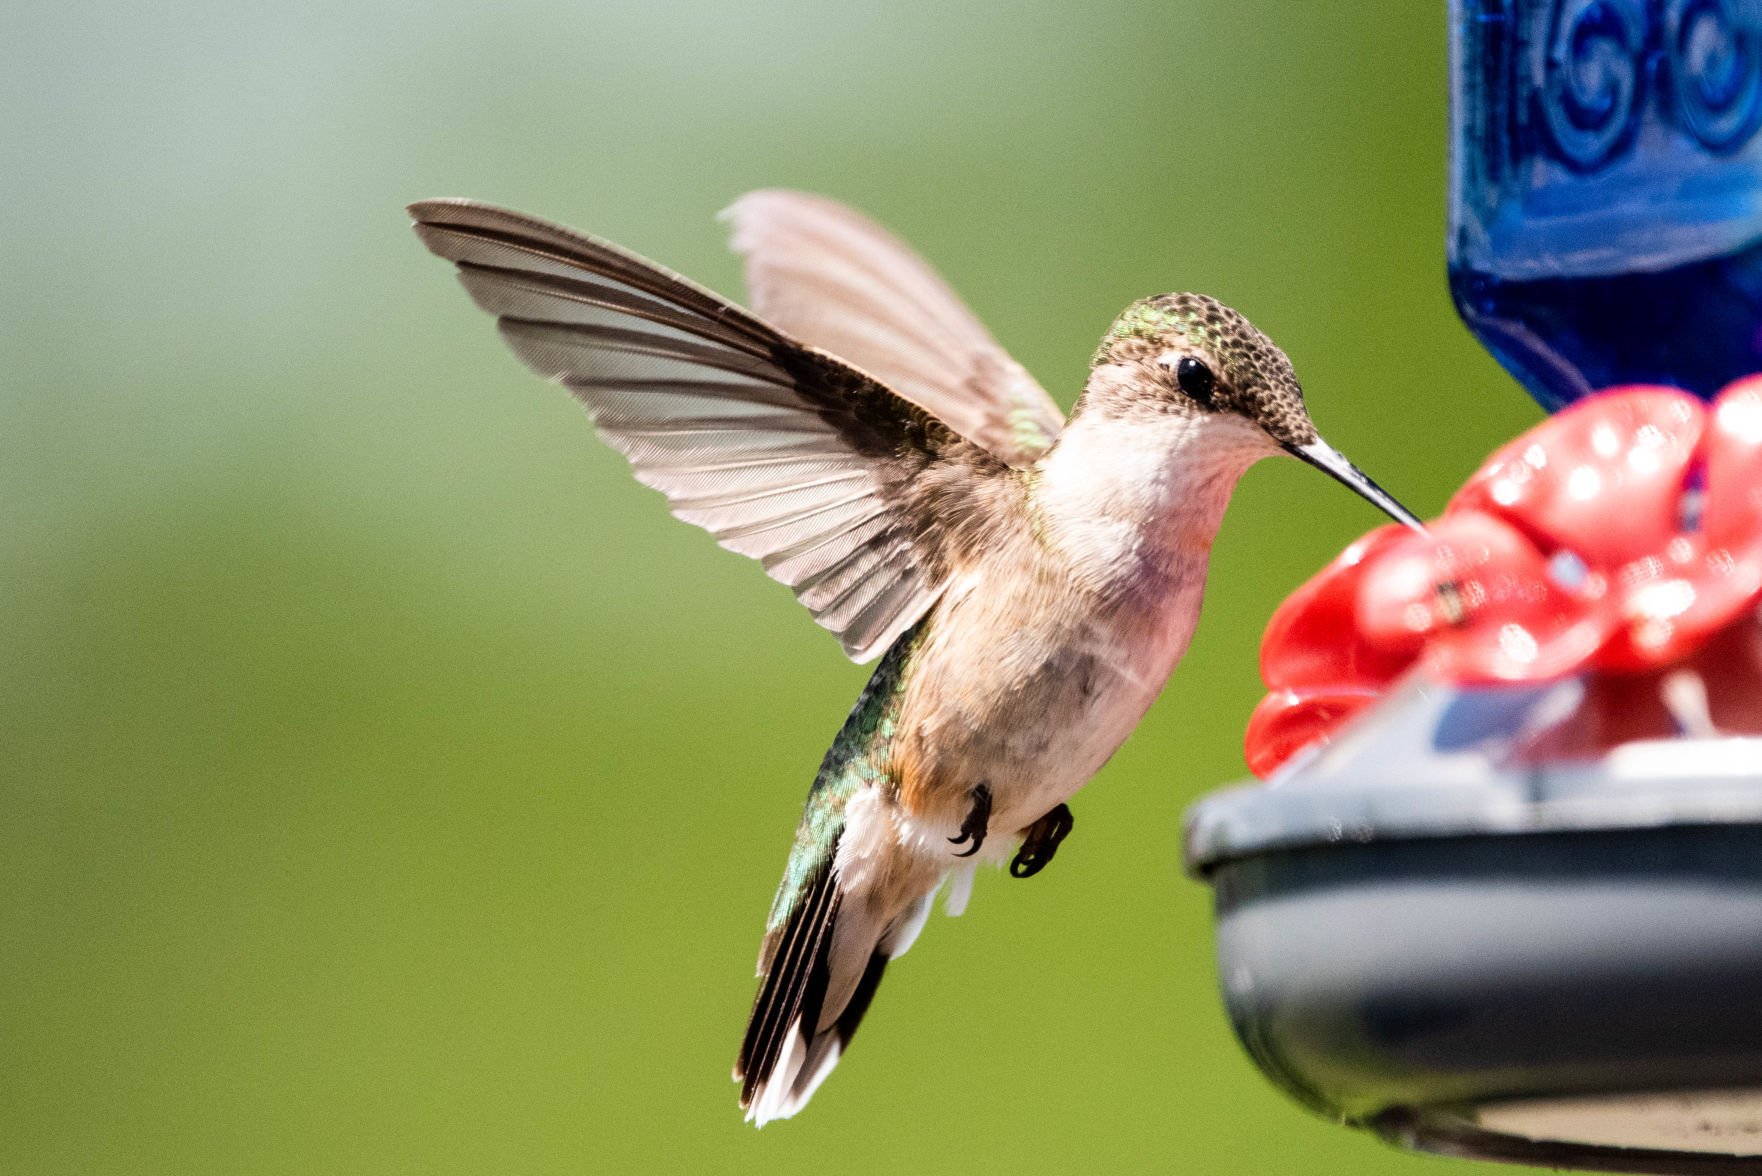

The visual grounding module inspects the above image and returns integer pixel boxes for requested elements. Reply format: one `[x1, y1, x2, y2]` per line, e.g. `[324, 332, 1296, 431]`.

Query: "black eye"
[1175, 356, 1216, 403]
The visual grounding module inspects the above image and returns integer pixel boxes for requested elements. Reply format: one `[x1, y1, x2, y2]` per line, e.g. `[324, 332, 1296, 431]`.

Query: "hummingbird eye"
[1173, 356, 1216, 404]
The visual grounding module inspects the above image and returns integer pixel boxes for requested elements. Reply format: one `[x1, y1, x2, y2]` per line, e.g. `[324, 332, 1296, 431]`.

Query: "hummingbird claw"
[948, 784, 992, 858]
[1009, 804, 1074, 879]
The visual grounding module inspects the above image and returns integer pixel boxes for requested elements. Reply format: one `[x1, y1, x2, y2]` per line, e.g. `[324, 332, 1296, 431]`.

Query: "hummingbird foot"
[1009, 804, 1074, 879]
[948, 784, 992, 858]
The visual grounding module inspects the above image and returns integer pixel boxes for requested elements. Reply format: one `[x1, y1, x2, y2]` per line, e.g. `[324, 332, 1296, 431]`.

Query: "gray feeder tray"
[1184, 677, 1762, 1173]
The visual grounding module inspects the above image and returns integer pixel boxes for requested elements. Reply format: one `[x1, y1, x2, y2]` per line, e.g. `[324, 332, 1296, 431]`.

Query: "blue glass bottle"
[1450, 0, 1762, 410]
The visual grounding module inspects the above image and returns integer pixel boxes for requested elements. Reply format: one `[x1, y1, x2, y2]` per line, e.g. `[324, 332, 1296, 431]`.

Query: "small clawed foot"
[948, 784, 992, 858]
[1010, 804, 1074, 879]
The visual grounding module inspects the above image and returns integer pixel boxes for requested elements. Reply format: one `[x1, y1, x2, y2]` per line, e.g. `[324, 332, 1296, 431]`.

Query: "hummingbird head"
[1085, 293, 1421, 529]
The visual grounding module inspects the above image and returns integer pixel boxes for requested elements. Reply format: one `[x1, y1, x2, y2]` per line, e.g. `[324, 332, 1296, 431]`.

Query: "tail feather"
[817, 889, 891, 1030]
[788, 945, 888, 1111]
[737, 858, 842, 1118]
[737, 850, 927, 1126]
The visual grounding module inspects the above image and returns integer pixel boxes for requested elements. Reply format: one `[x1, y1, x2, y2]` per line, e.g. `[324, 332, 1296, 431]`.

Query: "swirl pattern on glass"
[1534, 0, 1762, 171]
[1663, 0, 1762, 153]
[1538, 0, 1649, 171]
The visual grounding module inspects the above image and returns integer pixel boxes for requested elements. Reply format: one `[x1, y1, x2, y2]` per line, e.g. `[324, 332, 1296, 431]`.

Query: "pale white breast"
[1034, 407, 1279, 584]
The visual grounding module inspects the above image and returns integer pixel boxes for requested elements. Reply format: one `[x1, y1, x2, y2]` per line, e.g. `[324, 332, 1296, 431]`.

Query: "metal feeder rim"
[1183, 735, 1762, 879]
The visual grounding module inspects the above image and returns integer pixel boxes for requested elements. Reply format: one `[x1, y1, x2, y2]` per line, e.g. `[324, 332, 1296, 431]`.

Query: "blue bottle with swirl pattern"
[1450, 0, 1762, 410]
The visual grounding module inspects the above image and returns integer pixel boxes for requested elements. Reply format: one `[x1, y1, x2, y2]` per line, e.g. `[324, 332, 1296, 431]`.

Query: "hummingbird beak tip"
[1289, 439, 1426, 532]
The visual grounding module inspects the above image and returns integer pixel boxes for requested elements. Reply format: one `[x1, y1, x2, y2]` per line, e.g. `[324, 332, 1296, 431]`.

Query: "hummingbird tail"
[735, 847, 933, 1126]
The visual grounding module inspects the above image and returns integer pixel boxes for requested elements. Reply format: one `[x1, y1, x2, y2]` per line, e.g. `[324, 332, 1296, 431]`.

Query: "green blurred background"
[4, 2, 1546, 1172]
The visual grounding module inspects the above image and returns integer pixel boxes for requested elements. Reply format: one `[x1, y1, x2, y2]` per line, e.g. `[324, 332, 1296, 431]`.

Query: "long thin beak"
[1288, 439, 1425, 531]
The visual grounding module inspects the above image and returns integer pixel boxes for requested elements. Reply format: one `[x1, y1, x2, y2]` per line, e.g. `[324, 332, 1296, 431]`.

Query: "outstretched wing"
[410, 199, 1005, 662]
[723, 190, 1065, 466]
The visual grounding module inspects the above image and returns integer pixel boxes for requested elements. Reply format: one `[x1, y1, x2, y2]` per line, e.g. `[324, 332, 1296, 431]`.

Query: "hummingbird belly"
[892, 559, 1207, 850]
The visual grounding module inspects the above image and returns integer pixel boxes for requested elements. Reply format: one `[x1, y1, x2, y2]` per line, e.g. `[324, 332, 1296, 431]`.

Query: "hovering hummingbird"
[409, 192, 1419, 1125]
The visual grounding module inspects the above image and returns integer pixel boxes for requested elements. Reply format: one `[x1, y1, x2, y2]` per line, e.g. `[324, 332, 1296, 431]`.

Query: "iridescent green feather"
[1007, 393, 1054, 458]
[1092, 297, 1216, 364]
[764, 622, 924, 933]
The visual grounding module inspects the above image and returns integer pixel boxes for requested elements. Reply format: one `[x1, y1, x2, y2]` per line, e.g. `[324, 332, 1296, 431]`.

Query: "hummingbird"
[408, 191, 1419, 1125]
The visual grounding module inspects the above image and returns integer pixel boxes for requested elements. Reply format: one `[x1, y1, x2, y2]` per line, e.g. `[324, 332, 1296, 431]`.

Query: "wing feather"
[411, 198, 1006, 661]
[723, 190, 1066, 465]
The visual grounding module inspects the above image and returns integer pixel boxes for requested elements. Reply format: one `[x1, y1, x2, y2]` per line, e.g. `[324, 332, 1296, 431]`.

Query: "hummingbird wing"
[722, 190, 1066, 466]
[410, 199, 1006, 662]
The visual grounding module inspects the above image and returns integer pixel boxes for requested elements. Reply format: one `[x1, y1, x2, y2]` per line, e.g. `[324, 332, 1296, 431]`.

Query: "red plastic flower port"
[1248, 378, 1762, 778]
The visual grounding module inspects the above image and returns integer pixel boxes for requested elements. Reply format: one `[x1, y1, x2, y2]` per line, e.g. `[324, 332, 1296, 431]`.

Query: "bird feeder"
[1183, 3, 1762, 1171]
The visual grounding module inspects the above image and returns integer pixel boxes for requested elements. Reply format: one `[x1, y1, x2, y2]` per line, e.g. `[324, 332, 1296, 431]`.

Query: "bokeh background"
[5, 3, 1548, 1173]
